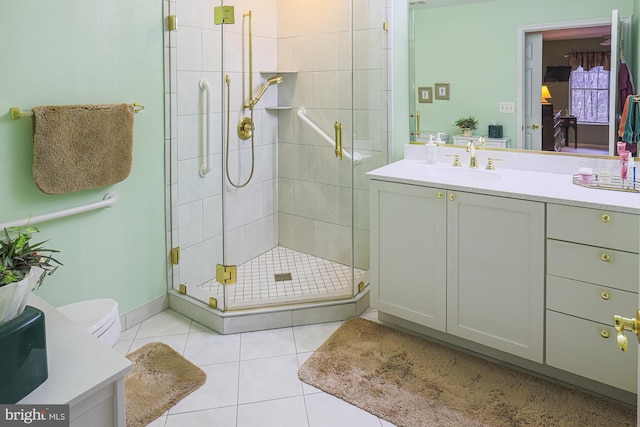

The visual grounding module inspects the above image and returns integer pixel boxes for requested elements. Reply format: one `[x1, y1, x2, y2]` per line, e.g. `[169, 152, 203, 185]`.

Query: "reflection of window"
[569, 66, 609, 124]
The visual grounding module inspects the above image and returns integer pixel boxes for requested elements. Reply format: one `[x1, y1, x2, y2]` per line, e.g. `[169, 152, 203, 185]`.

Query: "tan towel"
[32, 104, 134, 194]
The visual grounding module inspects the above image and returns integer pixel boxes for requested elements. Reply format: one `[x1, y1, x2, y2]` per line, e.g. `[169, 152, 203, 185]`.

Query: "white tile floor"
[114, 307, 396, 427]
[198, 246, 368, 310]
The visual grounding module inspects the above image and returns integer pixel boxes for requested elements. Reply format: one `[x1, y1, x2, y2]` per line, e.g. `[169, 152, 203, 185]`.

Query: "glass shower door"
[168, 0, 227, 310]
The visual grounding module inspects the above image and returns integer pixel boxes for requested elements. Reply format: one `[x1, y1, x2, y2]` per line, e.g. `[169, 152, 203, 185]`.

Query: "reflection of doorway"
[541, 27, 611, 155]
[517, 12, 629, 155]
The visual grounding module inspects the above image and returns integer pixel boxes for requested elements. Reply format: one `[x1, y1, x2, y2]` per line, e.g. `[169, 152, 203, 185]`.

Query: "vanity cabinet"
[370, 180, 545, 361]
[446, 191, 545, 362]
[370, 180, 447, 330]
[545, 204, 639, 392]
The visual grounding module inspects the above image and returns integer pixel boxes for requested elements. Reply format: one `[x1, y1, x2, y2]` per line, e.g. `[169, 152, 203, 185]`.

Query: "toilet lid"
[57, 298, 119, 335]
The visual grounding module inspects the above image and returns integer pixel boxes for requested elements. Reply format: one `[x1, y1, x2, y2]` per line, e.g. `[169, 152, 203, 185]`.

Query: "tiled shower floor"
[198, 246, 367, 310]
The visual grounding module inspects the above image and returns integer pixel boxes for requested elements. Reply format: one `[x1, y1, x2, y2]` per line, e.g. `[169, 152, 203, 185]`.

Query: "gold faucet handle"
[485, 157, 502, 170]
[477, 136, 486, 149]
[446, 154, 461, 167]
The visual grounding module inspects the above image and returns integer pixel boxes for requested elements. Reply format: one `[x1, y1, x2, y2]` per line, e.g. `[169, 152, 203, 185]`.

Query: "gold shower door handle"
[410, 111, 421, 137]
[613, 310, 640, 352]
[334, 122, 343, 160]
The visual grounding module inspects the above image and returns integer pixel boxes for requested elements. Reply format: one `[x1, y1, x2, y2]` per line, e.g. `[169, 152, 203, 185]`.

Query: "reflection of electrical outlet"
[499, 102, 514, 113]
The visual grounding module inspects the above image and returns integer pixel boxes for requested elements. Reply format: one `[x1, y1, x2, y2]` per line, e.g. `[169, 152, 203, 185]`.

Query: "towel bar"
[9, 103, 145, 120]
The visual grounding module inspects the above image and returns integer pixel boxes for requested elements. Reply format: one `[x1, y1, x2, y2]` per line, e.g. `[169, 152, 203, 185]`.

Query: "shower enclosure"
[164, 0, 389, 325]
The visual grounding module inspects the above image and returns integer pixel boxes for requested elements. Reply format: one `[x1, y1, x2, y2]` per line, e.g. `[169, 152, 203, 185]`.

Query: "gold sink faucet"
[466, 140, 478, 168]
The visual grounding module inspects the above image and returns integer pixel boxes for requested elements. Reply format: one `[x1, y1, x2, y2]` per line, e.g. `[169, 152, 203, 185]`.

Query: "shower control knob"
[237, 116, 254, 140]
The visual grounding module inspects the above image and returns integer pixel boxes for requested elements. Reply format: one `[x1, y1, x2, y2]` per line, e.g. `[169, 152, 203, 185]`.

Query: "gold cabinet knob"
[436, 192, 444, 199]
[448, 193, 456, 201]
[601, 291, 611, 300]
[601, 330, 610, 339]
[601, 214, 611, 223]
[601, 253, 611, 262]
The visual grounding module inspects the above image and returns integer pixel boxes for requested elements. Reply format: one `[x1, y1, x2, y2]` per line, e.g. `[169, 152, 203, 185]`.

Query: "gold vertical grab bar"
[334, 122, 343, 160]
[410, 111, 421, 137]
[243, 11, 253, 109]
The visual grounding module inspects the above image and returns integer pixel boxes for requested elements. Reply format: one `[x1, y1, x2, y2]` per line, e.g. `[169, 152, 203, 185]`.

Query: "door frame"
[516, 16, 628, 151]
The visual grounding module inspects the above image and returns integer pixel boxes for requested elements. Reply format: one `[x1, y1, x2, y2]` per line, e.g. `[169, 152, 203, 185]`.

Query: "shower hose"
[225, 74, 255, 189]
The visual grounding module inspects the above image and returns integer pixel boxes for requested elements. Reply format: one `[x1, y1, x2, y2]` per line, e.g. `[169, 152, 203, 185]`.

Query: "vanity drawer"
[547, 204, 638, 253]
[546, 310, 637, 392]
[547, 239, 638, 292]
[546, 275, 637, 324]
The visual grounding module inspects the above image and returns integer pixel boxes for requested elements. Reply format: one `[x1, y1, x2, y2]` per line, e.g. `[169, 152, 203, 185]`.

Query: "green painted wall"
[0, 1, 166, 313]
[413, 0, 635, 144]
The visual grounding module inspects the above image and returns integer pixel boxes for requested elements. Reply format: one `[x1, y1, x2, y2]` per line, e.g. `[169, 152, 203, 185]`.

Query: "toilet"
[57, 299, 121, 347]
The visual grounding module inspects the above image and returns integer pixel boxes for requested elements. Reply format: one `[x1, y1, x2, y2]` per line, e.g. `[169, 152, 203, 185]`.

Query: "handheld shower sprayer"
[249, 75, 284, 109]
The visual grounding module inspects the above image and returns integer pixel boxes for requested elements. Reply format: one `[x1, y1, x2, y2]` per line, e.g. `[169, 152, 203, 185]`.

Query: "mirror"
[408, 0, 635, 157]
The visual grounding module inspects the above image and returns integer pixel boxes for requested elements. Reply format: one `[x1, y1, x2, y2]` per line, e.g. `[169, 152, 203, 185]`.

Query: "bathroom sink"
[430, 166, 501, 182]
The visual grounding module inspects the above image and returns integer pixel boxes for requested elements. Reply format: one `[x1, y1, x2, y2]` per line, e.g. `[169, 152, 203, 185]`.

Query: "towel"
[32, 104, 134, 194]
[622, 98, 640, 145]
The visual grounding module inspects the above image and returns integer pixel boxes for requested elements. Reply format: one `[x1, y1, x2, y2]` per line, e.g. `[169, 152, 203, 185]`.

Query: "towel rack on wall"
[0, 192, 118, 230]
[9, 103, 145, 120]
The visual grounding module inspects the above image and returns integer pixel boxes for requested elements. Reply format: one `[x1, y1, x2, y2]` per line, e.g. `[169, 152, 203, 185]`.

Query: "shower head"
[251, 75, 284, 108]
[266, 76, 284, 85]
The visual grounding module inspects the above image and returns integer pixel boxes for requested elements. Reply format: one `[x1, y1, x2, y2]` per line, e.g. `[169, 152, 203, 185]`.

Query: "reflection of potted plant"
[454, 116, 479, 137]
[0, 225, 61, 324]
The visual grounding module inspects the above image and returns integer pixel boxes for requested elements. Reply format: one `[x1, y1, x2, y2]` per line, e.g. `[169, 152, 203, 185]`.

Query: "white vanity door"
[370, 180, 447, 331]
[446, 191, 545, 362]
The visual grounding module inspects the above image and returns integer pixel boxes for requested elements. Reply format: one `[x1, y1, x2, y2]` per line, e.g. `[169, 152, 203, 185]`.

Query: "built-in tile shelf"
[259, 71, 298, 75]
[265, 106, 293, 111]
[260, 71, 298, 110]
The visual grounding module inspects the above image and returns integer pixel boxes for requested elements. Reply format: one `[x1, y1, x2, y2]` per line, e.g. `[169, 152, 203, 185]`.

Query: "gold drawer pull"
[601, 214, 611, 223]
[601, 253, 611, 262]
[449, 193, 456, 201]
[601, 291, 611, 300]
[437, 192, 444, 199]
[600, 330, 610, 339]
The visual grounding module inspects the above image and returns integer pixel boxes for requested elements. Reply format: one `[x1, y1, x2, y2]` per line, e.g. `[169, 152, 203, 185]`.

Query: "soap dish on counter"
[572, 174, 640, 193]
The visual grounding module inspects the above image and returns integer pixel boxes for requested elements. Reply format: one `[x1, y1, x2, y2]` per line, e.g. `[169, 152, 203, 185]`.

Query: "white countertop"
[18, 294, 132, 406]
[368, 159, 640, 214]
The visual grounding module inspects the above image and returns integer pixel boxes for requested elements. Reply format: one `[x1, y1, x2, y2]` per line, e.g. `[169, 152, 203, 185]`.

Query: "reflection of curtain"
[567, 51, 611, 71]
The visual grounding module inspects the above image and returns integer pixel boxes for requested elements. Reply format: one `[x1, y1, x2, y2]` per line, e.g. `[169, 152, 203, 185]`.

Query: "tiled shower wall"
[166, 0, 390, 291]
[277, 0, 389, 270]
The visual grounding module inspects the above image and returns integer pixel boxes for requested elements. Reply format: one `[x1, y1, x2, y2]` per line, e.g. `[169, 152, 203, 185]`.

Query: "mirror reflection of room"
[541, 29, 617, 155]
[409, 0, 635, 157]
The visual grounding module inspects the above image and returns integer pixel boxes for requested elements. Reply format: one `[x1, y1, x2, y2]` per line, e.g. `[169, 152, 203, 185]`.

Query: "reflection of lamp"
[541, 85, 552, 104]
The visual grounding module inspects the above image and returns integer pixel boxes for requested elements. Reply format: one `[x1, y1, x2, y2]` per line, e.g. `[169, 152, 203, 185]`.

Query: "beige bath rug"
[299, 318, 636, 427]
[125, 342, 206, 427]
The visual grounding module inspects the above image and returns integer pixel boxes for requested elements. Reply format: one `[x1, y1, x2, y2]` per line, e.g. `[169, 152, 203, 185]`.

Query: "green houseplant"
[454, 116, 479, 137]
[0, 225, 61, 324]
